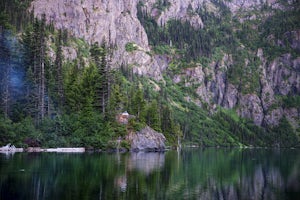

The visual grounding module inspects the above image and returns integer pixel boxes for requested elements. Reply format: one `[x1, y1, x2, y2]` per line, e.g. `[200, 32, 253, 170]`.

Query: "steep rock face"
[127, 126, 166, 152]
[174, 50, 300, 126]
[267, 54, 300, 95]
[237, 51, 300, 126]
[173, 54, 232, 109]
[31, 0, 163, 79]
[284, 30, 300, 52]
[237, 94, 264, 126]
[223, 83, 239, 109]
[225, 0, 276, 13]
[141, 0, 204, 29]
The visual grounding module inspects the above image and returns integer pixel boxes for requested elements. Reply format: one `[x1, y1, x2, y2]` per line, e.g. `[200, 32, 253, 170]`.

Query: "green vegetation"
[282, 95, 300, 109]
[0, 0, 34, 31]
[157, 71, 299, 147]
[0, 1, 299, 149]
[125, 42, 138, 52]
[154, 0, 171, 12]
[0, 0, 183, 148]
[0, 18, 183, 148]
[153, 45, 173, 55]
[137, 1, 238, 61]
[0, 27, 183, 148]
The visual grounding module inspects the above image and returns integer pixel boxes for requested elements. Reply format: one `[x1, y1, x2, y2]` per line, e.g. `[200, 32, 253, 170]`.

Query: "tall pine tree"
[90, 41, 109, 116]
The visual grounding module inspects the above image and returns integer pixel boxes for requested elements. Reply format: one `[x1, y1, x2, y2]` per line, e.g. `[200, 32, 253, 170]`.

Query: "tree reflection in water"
[0, 149, 299, 200]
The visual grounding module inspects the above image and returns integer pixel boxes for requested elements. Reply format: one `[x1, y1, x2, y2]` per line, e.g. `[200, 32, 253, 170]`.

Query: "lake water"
[0, 148, 299, 200]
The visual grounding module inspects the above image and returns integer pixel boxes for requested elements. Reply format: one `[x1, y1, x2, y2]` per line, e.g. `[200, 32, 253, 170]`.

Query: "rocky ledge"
[127, 126, 166, 152]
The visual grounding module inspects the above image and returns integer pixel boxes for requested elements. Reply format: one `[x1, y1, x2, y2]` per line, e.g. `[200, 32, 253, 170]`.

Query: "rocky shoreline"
[0, 125, 167, 153]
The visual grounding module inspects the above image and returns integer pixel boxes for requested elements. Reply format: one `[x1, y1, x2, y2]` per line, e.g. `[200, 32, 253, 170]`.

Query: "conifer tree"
[90, 41, 109, 115]
[146, 100, 161, 131]
[22, 14, 48, 124]
[132, 89, 146, 122]
[55, 29, 64, 112]
[107, 84, 124, 120]
[0, 31, 11, 118]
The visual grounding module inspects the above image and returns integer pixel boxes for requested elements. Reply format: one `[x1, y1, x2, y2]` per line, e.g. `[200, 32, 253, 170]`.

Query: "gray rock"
[268, 54, 300, 95]
[284, 108, 299, 128]
[222, 83, 238, 109]
[128, 126, 166, 152]
[237, 94, 264, 126]
[264, 108, 283, 126]
[31, 0, 163, 79]
[141, 0, 204, 29]
[225, 0, 277, 14]
[283, 30, 300, 51]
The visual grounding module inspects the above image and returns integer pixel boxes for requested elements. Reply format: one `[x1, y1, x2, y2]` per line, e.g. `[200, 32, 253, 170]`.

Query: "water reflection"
[115, 175, 127, 192]
[128, 152, 165, 175]
[115, 152, 165, 193]
[0, 149, 299, 200]
[0, 151, 16, 158]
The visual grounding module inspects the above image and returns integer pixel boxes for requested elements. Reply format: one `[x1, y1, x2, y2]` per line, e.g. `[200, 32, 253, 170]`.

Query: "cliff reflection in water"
[0, 149, 299, 200]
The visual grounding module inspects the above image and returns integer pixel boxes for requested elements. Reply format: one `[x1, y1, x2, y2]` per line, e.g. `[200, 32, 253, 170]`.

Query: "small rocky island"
[127, 126, 166, 152]
[117, 112, 166, 152]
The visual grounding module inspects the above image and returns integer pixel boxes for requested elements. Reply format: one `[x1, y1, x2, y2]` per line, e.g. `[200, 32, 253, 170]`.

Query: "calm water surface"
[0, 148, 299, 200]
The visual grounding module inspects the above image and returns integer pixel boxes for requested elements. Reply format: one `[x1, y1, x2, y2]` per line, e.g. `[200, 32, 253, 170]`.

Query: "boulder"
[127, 126, 166, 152]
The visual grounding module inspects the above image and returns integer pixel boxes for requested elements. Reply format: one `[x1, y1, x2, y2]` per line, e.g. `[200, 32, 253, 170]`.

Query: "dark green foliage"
[269, 117, 299, 148]
[212, 110, 266, 147]
[154, 0, 171, 11]
[236, 1, 300, 59]
[0, 12, 13, 30]
[131, 89, 146, 121]
[137, 5, 168, 47]
[137, 2, 238, 61]
[172, 102, 241, 147]
[0, 0, 34, 31]
[227, 52, 261, 94]
[153, 45, 172, 55]
[0, 26, 183, 148]
[90, 42, 110, 115]
[21, 15, 48, 124]
[145, 100, 161, 131]
[174, 104, 299, 148]
[125, 42, 138, 52]
[107, 84, 125, 120]
[0, 115, 40, 147]
[282, 95, 300, 108]
[54, 29, 65, 111]
[0, 117, 16, 146]
[261, 9, 300, 42]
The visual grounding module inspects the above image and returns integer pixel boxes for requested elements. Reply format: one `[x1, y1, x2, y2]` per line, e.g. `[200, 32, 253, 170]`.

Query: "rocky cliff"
[173, 49, 300, 126]
[140, 0, 203, 28]
[31, 0, 164, 79]
[30, 0, 300, 128]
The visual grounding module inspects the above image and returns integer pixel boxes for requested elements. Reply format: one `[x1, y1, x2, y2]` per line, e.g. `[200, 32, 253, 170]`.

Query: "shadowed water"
[0, 148, 299, 200]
